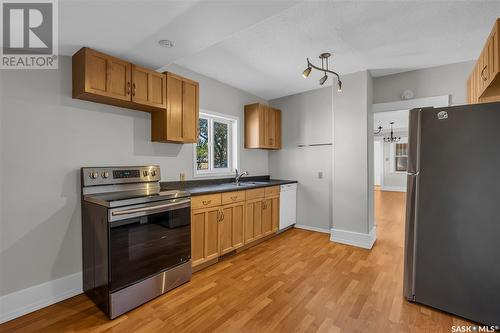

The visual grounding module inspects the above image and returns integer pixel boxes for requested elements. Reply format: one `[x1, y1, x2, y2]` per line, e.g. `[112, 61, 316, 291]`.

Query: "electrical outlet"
[180, 172, 185, 181]
[318, 171, 323, 179]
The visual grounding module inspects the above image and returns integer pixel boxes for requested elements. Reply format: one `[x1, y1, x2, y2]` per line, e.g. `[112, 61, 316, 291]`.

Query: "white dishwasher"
[279, 183, 297, 230]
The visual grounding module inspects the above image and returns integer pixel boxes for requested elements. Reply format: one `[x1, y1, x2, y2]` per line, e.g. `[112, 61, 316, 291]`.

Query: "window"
[194, 111, 238, 176]
[391, 142, 408, 172]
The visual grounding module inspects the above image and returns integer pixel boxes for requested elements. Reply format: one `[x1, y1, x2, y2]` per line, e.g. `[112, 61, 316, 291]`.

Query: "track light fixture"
[302, 52, 342, 91]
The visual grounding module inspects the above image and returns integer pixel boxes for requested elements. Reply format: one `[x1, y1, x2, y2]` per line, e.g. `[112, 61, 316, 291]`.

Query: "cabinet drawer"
[264, 186, 280, 197]
[246, 188, 265, 200]
[222, 190, 246, 205]
[191, 193, 221, 210]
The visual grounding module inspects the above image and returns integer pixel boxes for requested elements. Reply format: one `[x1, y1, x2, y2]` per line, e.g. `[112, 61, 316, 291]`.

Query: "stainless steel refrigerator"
[403, 103, 500, 326]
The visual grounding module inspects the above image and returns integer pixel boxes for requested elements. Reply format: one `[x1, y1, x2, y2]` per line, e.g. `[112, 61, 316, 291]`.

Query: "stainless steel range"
[81, 165, 191, 319]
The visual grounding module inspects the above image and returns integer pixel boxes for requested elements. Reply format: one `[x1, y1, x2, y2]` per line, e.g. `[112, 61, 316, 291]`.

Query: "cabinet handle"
[132, 83, 136, 96]
[480, 66, 488, 82]
[202, 200, 212, 206]
[230, 196, 238, 201]
[216, 210, 220, 222]
[127, 82, 131, 95]
[221, 210, 224, 221]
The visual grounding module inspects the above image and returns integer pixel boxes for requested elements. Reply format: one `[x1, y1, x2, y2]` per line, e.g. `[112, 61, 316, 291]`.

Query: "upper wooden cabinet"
[151, 72, 199, 143]
[73, 47, 200, 144]
[73, 47, 166, 112]
[244, 103, 281, 150]
[467, 19, 500, 104]
[131, 65, 166, 109]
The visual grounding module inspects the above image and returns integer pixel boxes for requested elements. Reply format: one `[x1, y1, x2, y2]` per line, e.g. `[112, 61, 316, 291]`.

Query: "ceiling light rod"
[302, 53, 342, 91]
[384, 122, 401, 143]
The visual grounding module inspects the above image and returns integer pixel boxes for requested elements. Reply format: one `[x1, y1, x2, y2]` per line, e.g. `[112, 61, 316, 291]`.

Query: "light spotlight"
[302, 66, 311, 78]
[319, 74, 328, 85]
[337, 80, 342, 92]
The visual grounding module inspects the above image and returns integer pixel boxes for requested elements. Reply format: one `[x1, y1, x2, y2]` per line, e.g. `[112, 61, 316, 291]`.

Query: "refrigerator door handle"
[407, 172, 419, 176]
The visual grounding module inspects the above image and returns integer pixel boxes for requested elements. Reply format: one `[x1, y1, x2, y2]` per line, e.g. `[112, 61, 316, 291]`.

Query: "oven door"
[108, 198, 191, 292]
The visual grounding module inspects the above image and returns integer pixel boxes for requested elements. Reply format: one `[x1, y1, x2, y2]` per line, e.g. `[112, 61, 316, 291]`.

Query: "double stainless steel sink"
[216, 181, 270, 188]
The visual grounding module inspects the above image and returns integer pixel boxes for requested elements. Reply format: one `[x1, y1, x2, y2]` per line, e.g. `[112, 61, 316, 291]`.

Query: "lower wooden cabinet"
[191, 206, 220, 267]
[263, 196, 279, 236]
[244, 199, 263, 244]
[220, 202, 245, 255]
[191, 186, 281, 269]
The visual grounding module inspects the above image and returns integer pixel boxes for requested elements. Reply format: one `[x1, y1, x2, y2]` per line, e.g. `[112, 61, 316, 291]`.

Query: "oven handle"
[111, 198, 191, 217]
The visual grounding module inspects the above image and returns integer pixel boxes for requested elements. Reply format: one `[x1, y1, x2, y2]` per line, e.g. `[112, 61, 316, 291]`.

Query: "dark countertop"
[160, 175, 297, 196]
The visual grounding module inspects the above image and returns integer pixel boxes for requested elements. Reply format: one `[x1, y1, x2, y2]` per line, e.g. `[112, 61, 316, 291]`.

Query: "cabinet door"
[220, 202, 245, 254]
[268, 107, 280, 148]
[191, 207, 220, 267]
[263, 107, 275, 148]
[270, 196, 280, 232]
[486, 30, 497, 87]
[166, 74, 183, 141]
[182, 80, 199, 143]
[262, 198, 273, 236]
[273, 108, 282, 149]
[132, 65, 166, 109]
[85, 48, 131, 101]
[245, 199, 263, 244]
[261, 106, 281, 149]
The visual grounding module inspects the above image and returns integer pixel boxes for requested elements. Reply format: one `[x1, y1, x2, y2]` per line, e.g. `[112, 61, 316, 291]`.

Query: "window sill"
[193, 171, 235, 179]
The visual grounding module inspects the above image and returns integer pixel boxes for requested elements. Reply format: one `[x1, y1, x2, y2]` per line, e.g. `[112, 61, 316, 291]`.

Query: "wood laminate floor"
[1, 191, 471, 332]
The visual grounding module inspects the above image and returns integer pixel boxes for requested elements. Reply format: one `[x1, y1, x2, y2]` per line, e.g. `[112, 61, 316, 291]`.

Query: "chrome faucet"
[234, 169, 249, 186]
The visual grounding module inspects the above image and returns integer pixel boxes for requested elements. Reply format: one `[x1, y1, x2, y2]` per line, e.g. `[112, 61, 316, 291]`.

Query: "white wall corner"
[294, 224, 331, 234]
[0, 272, 82, 324]
[330, 225, 377, 249]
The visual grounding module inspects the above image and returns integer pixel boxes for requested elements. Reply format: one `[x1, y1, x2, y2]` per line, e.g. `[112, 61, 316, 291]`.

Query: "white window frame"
[193, 110, 239, 177]
[389, 137, 408, 174]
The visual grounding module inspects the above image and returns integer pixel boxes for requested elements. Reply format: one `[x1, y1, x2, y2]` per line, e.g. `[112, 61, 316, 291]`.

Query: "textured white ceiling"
[59, 1, 500, 100]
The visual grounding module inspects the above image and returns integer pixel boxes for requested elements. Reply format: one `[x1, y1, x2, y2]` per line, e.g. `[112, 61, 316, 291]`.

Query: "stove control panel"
[82, 166, 161, 186]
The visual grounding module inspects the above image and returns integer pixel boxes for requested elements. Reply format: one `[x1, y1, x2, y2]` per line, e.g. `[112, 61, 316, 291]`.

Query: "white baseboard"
[294, 224, 330, 234]
[0, 272, 82, 324]
[330, 226, 377, 249]
[381, 186, 406, 192]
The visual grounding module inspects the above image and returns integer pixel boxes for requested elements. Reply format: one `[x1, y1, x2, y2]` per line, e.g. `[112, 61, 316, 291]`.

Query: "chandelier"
[383, 122, 401, 143]
[302, 53, 342, 92]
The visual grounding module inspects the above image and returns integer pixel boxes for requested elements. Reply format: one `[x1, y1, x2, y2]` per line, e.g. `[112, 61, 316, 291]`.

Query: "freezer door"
[403, 108, 422, 300]
[413, 103, 500, 325]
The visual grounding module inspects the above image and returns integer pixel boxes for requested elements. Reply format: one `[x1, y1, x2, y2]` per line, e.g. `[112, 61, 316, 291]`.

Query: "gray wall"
[0, 57, 268, 296]
[333, 71, 374, 234]
[373, 61, 474, 105]
[269, 87, 332, 231]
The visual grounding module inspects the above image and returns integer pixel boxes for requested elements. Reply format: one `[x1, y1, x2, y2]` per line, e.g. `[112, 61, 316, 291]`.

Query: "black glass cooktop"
[83, 189, 190, 208]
